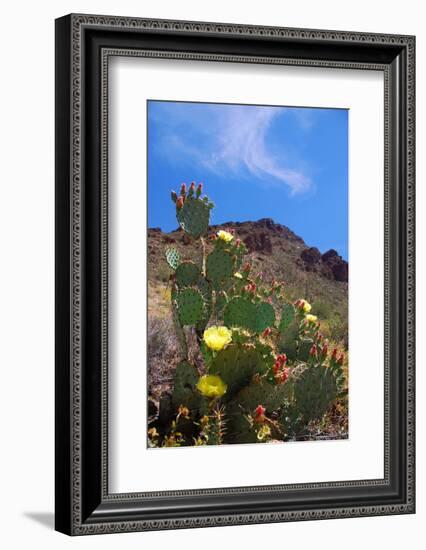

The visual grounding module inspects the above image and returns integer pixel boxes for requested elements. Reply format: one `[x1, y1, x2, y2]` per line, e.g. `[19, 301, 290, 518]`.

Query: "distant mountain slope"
[148, 218, 348, 347]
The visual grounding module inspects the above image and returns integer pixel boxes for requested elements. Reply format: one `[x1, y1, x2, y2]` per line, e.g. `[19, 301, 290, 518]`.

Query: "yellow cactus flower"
[203, 325, 232, 351]
[296, 299, 312, 313]
[234, 272, 243, 279]
[217, 229, 234, 243]
[257, 424, 271, 441]
[305, 314, 318, 323]
[196, 375, 227, 398]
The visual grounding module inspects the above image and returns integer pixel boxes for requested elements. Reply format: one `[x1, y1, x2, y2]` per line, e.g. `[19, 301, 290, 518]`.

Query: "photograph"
[52, 11, 415, 536]
[146, 100, 349, 447]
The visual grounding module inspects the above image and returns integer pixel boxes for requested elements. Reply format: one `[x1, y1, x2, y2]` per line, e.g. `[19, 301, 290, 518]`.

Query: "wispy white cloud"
[150, 102, 312, 195]
[203, 106, 311, 195]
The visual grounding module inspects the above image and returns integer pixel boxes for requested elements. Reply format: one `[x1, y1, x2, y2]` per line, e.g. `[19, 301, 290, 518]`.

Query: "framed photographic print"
[55, 14, 415, 535]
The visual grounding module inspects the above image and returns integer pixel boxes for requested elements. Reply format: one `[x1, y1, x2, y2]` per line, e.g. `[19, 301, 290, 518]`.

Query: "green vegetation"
[148, 183, 348, 447]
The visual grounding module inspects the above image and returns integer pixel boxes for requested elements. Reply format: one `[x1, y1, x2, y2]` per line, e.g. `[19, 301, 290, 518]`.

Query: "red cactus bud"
[254, 405, 266, 421]
[210, 234, 217, 241]
[337, 353, 345, 365]
[243, 262, 251, 272]
[322, 344, 328, 358]
[235, 238, 241, 247]
[280, 368, 290, 384]
[331, 348, 338, 359]
[310, 344, 317, 357]
[275, 353, 287, 366]
[180, 183, 186, 196]
[262, 327, 272, 338]
[229, 228, 235, 234]
[176, 196, 185, 209]
[196, 183, 203, 197]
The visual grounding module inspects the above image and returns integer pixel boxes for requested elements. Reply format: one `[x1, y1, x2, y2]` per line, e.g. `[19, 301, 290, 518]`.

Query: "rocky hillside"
[148, 218, 348, 347]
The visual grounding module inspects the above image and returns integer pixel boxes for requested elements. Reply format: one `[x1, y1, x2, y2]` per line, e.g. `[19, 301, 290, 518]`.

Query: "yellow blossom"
[203, 325, 232, 351]
[196, 375, 227, 398]
[296, 299, 312, 313]
[217, 230, 234, 243]
[234, 272, 243, 279]
[305, 314, 318, 323]
[257, 424, 271, 441]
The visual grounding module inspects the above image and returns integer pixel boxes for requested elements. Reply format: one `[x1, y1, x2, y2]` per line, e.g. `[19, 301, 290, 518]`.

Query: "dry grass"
[147, 316, 179, 402]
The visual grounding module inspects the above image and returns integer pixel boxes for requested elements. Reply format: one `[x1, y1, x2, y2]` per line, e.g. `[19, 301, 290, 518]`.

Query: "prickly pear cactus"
[225, 404, 258, 444]
[165, 247, 180, 270]
[206, 248, 234, 289]
[223, 296, 257, 331]
[177, 197, 211, 239]
[214, 290, 228, 318]
[195, 277, 212, 332]
[210, 343, 267, 396]
[150, 182, 348, 447]
[176, 287, 205, 326]
[279, 319, 299, 361]
[236, 379, 291, 413]
[175, 261, 201, 287]
[294, 366, 337, 420]
[254, 301, 275, 332]
[171, 361, 198, 410]
[279, 302, 295, 333]
[298, 337, 315, 362]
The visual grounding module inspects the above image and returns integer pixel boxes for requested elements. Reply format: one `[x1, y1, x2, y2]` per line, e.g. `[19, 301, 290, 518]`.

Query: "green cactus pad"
[223, 297, 257, 331]
[175, 261, 201, 287]
[298, 337, 314, 362]
[210, 344, 267, 396]
[254, 301, 276, 332]
[177, 197, 210, 239]
[165, 247, 180, 270]
[279, 320, 300, 361]
[206, 248, 234, 289]
[225, 404, 257, 444]
[294, 366, 337, 420]
[197, 276, 212, 301]
[172, 361, 206, 414]
[176, 287, 205, 326]
[279, 303, 295, 333]
[214, 291, 228, 318]
[195, 277, 212, 332]
[236, 379, 291, 413]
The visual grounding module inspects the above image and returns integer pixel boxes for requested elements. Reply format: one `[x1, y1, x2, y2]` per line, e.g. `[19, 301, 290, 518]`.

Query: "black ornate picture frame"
[55, 14, 415, 535]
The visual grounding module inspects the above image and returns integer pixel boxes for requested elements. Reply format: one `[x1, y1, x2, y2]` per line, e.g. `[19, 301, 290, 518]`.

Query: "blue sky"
[147, 100, 348, 260]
